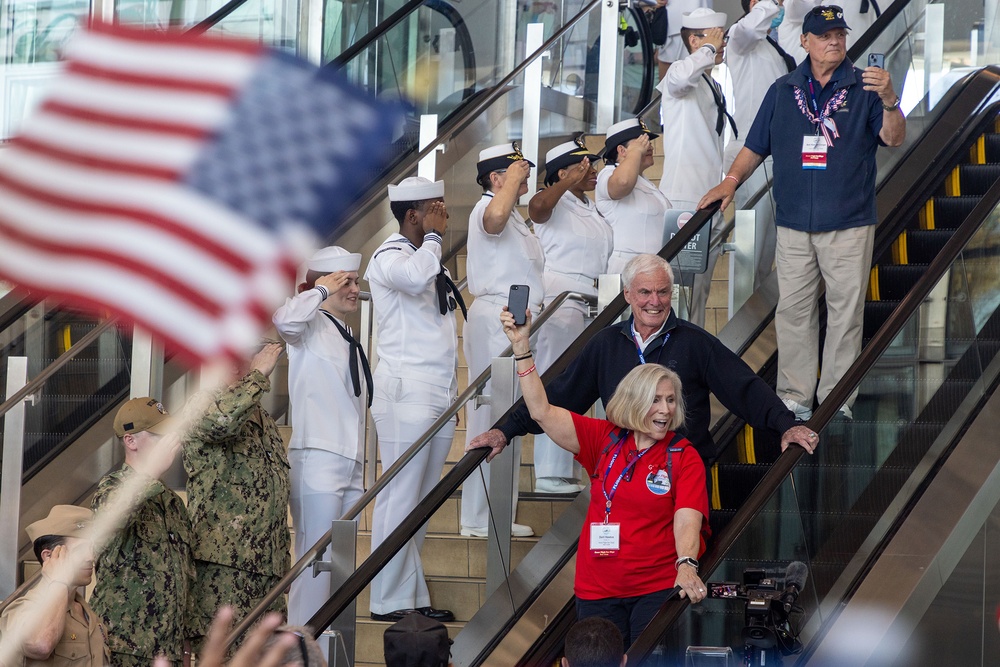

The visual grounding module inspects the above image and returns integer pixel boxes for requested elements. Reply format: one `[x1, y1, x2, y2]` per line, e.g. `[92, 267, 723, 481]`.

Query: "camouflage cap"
[114, 397, 174, 437]
[26, 505, 94, 542]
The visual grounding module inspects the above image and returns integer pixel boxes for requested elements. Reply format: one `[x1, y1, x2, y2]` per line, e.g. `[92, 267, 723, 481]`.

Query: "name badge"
[590, 522, 621, 557]
[802, 135, 828, 170]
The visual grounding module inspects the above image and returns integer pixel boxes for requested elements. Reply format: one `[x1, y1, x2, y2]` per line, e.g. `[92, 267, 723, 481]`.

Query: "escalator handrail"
[0, 320, 115, 421]
[330, 0, 428, 67]
[625, 69, 1000, 663]
[223, 288, 597, 647]
[329, 0, 603, 236]
[303, 201, 722, 635]
[187, 0, 254, 34]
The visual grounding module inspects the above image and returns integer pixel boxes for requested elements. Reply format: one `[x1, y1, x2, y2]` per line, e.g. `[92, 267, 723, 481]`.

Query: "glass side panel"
[648, 196, 1000, 664]
[0, 303, 132, 476]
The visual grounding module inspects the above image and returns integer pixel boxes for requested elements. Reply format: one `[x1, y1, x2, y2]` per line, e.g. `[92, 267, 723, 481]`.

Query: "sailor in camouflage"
[182, 342, 291, 647]
[89, 398, 194, 667]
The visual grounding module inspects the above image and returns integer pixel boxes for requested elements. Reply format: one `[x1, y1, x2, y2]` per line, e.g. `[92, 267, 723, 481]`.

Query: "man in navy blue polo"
[699, 4, 905, 422]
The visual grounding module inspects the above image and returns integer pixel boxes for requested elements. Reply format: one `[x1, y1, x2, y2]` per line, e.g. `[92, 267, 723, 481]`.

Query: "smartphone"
[508, 284, 530, 326]
[868, 53, 885, 69]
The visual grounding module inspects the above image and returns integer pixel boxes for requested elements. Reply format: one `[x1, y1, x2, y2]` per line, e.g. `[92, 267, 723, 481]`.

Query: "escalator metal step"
[928, 195, 982, 229]
[876, 264, 928, 300]
[984, 133, 1000, 162]
[863, 300, 900, 342]
[957, 163, 1000, 196]
[905, 229, 954, 263]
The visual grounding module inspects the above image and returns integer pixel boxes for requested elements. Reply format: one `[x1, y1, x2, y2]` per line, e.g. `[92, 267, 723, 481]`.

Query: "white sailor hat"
[602, 118, 659, 162]
[307, 246, 362, 273]
[387, 176, 445, 202]
[544, 135, 601, 186]
[682, 7, 728, 29]
[476, 142, 536, 183]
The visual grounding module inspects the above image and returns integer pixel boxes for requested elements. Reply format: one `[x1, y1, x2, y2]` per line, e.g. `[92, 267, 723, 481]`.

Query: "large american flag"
[0, 22, 399, 365]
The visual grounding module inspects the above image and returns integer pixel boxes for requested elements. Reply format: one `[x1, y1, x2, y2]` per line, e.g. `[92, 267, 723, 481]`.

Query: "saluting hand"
[506, 159, 532, 185]
[421, 201, 449, 235]
[314, 271, 352, 295]
[250, 343, 283, 378]
[626, 133, 651, 161]
[565, 158, 593, 189]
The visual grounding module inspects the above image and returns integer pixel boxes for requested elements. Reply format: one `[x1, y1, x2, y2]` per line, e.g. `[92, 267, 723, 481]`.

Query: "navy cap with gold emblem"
[543, 134, 601, 186]
[602, 117, 659, 162]
[476, 142, 536, 184]
[802, 5, 850, 34]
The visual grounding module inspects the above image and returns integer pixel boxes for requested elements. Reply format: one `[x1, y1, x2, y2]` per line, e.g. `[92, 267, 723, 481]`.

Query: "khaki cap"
[113, 397, 174, 437]
[26, 505, 93, 542]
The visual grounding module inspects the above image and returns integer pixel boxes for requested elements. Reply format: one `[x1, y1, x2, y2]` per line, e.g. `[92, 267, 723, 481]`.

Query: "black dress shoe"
[416, 606, 455, 622]
[370, 609, 417, 622]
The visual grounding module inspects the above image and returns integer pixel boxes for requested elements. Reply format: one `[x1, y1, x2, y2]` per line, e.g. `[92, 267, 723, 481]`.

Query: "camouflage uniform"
[182, 369, 291, 644]
[90, 466, 194, 667]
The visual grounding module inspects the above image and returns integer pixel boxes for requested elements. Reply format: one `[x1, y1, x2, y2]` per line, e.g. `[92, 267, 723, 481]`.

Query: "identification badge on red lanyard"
[590, 522, 621, 557]
[802, 135, 828, 170]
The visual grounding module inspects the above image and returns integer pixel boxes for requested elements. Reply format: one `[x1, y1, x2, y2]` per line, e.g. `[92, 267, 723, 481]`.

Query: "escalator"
[617, 76, 1000, 667]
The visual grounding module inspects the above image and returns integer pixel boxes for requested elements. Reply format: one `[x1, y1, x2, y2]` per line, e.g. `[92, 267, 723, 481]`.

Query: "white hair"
[622, 254, 673, 288]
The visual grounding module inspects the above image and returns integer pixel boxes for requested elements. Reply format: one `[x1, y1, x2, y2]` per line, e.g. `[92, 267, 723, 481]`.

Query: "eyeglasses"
[693, 33, 729, 43]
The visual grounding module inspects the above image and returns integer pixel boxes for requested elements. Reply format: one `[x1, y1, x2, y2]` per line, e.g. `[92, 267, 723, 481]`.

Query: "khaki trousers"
[775, 224, 875, 409]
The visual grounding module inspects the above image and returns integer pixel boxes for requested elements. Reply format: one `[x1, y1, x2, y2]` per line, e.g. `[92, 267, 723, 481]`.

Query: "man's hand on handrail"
[466, 428, 508, 462]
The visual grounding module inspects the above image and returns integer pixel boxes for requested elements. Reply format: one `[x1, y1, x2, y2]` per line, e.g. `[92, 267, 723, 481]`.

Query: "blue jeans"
[576, 588, 675, 649]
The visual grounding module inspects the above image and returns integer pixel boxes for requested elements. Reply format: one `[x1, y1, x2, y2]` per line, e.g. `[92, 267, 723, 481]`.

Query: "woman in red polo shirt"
[498, 307, 710, 648]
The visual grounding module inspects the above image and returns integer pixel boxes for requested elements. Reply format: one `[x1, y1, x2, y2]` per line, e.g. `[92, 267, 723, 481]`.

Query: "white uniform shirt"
[596, 165, 671, 256]
[535, 191, 613, 301]
[364, 232, 459, 389]
[273, 290, 365, 461]
[657, 46, 725, 203]
[726, 0, 791, 154]
[780, 0, 823, 64]
[466, 193, 545, 306]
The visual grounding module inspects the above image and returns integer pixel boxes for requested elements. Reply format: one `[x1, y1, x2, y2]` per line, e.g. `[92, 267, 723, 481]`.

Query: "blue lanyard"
[631, 321, 670, 365]
[807, 77, 823, 134]
[601, 437, 653, 522]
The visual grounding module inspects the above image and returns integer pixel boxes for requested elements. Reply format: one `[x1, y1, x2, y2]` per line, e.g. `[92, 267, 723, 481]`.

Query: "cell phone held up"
[508, 284, 530, 326]
[868, 53, 885, 70]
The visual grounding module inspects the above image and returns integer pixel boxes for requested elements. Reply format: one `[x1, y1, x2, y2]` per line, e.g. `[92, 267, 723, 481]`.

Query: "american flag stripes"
[0, 22, 399, 365]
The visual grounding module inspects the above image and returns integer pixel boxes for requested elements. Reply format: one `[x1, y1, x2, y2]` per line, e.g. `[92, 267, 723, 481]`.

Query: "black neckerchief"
[702, 73, 738, 139]
[322, 311, 373, 407]
[766, 35, 796, 72]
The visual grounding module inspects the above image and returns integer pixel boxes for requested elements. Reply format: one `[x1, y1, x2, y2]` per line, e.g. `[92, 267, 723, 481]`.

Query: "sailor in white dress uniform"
[528, 137, 612, 494]
[595, 118, 671, 275]
[461, 143, 544, 537]
[365, 176, 461, 623]
[657, 8, 731, 328]
[272, 246, 369, 637]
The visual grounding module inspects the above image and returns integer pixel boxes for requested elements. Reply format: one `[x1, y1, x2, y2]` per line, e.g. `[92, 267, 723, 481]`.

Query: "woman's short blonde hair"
[605, 364, 685, 434]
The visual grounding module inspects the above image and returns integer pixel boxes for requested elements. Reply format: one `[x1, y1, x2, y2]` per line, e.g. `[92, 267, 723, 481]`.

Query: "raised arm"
[607, 134, 650, 200]
[528, 158, 592, 223]
[500, 308, 580, 453]
[483, 160, 531, 234]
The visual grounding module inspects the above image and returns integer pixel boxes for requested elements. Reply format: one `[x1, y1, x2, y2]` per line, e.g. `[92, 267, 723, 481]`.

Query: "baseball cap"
[113, 397, 174, 437]
[802, 5, 850, 34]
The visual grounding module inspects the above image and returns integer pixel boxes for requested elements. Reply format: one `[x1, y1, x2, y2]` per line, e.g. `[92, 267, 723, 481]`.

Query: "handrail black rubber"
[330, 0, 425, 66]
[624, 67, 1000, 663]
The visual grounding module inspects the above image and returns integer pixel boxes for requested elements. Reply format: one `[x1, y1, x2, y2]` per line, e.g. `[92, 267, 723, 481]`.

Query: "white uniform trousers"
[461, 298, 537, 530]
[287, 448, 364, 651]
[774, 224, 875, 410]
[533, 300, 590, 479]
[369, 375, 456, 614]
[673, 201, 724, 329]
[608, 250, 639, 275]
[724, 148, 777, 290]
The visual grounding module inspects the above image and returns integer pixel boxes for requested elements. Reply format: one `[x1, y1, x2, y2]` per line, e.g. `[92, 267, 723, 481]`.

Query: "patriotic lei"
[793, 86, 849, 146]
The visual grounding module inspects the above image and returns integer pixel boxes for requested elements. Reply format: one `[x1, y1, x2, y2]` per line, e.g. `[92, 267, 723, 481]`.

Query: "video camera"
[706, 562, 808, 661]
